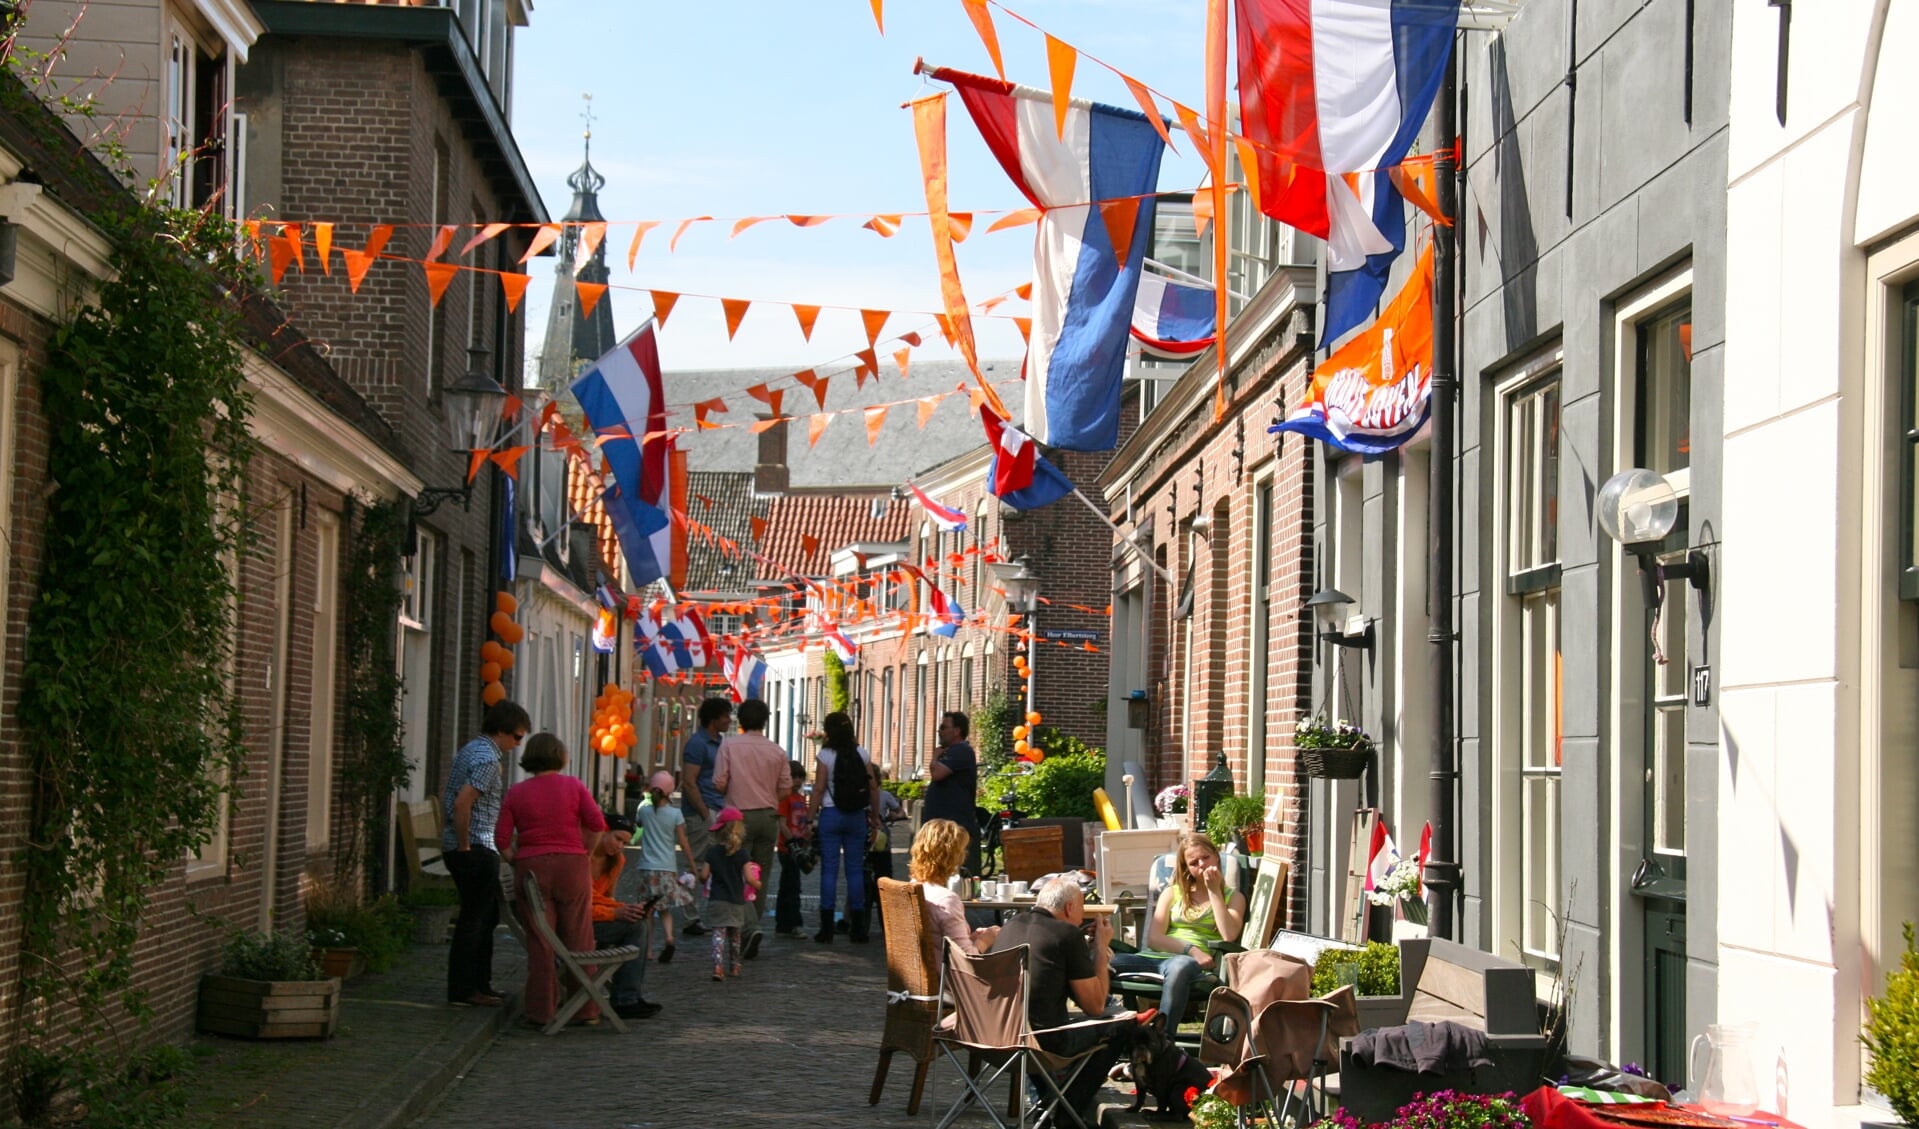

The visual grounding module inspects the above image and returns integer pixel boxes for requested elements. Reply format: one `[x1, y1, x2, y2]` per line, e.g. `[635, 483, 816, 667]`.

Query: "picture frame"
[1242, 854, 1290, 950]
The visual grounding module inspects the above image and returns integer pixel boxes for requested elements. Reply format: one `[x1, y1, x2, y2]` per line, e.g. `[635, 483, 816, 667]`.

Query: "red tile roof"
[755, 493, 910, 581]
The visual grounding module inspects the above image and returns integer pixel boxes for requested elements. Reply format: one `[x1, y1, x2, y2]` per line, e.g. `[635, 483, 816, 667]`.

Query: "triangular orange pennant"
[785, 214, 830, 227]
[669, 216, 712, 253]
[364, 225, 393, 260]
[652, 290, 680, 328]
[1098, 197, 1142, 268]
[863, 214, 902, 237]
[313, 222, 333, 274]
[467, 448, 490, 483]
[489, 445, 531, 479]
[730, 216, 776, 239]
[576, 281, 608, 318]
[1172, 103, 1214, 171]
[461, 222, 511, 256]
[868, 0, 883, 32]
[792, 304, 822, 341]
[860, 308, 889, 348]
[1391, 154, 1450, 226]
[900, 331, 923, 347]
[1233, 137, 1264, 212]
[1015, 282, 1032, 301]
[721, 298, 751, 340]
[986, 208, 1042, 234]
[1123, 75, 1177, 153]
[1013, 317, 1032, 344]
[854, 348, 879, 387]
[500, 271, 532, 312]
[950, 212, 974, 243]
[793, 369, 829, 408]
[750, 516, 767, 542]
[424, 262, 460, 307]
[282, 223, 305, 273]
[917, 394, 941, 430]
[894, 348, 912, 380]
[693, 398, 728, 428]
[745, 384, 774, 406]
[1045, 35, 1077, 139]
[268, 237, 295, 284]
[578, 221, 607, 264]
[628, 220, 660, 269]
[518, 223, 561, 263]
[801, 534, 820, 556]
[933, 313, 957, 347]
[427, 224, 458, 262]
[808, 413, 830, 448]
[242, 220, 263, 258]
[1191, 182, 1214, 239]
[960, 0, 1005, 79]
[981, 295, 1009, 313]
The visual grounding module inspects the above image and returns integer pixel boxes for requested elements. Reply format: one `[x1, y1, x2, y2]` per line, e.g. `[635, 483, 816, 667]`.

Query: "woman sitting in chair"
[1109, 832, 1246, 1028]
[910, 819, 998, 955]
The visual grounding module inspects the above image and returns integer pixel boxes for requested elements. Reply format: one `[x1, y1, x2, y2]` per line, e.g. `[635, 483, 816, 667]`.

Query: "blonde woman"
[910, 819, 998, 955]
[1108, 832, 1246, 1027]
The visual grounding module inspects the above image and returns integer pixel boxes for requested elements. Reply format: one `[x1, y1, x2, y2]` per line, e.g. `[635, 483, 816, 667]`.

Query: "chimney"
[754, 414, 789, 494]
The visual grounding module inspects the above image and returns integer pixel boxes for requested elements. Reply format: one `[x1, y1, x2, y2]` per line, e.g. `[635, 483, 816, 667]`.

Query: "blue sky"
[510, 1, 1210, 379]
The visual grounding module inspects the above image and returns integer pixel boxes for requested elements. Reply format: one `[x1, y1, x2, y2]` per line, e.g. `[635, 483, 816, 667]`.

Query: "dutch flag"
[723, 643, 767, 704]
[822, 621, 860, 665]
[907, 482, 967, 533]
[571, 324, 673, 586]
[1131, 273, 1217, 360]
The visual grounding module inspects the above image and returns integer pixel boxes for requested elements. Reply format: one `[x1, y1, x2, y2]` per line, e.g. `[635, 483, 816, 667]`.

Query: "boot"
[813, 910, 834, 944]
[849, 911, 870, 944]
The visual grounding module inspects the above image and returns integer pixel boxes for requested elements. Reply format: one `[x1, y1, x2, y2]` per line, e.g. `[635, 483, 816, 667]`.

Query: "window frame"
[1898, 279, 1919, 599]
[306, 509, 342, 849]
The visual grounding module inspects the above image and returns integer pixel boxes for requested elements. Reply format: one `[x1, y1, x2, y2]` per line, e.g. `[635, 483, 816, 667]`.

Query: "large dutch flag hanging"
[1235, 0, 1459, 346]
[1131, 273, 1217, 360]
[571, 324, 672, 587]
[934, 66, 1166, 453]
[723, 642, 768, 704]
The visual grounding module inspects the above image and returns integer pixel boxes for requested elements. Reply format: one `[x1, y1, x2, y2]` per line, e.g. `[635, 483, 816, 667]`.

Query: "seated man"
[588, 813, 661, 1020]
[989, 880, 1126, 1121]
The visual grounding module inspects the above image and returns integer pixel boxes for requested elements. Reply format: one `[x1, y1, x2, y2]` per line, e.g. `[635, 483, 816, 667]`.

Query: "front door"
[1631, 523, 1690, 1084]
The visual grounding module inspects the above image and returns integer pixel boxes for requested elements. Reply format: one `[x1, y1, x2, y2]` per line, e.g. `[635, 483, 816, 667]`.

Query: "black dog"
[1117, 1012, 1214, 1121]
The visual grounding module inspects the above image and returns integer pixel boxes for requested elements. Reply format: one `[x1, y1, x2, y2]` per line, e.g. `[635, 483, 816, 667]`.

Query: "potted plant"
[1312, 938, 1430, 1031]
[1307, 1090, 1529, 1129]
[1203, 794, 1267, 856]
[1862, 921, 1919, 1127]
[1296, 715, 1375, 779]
[306, 926, 362, 981]
[399, 884, 461, 944]
[199, 930, 339, 1040]
[305, 878, 412, 979]
[1153, 785, 1190, 830]
[1369, 856, 1430, 934]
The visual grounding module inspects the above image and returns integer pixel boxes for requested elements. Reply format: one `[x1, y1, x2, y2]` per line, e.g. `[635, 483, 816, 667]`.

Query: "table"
[1522, 1086, 1809, 1129]
[961, 898, 1120, 924]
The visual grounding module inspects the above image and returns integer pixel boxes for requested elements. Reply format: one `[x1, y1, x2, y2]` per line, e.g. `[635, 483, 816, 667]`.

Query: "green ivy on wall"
[824, 650, 850, 715]
[331, 497, 409, 888]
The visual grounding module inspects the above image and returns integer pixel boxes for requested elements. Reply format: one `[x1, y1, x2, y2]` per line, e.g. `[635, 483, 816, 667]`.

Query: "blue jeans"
[592, 918, 651, 1005]
[1110, 951, 1205, 1024]
[817, 806, 868, 915]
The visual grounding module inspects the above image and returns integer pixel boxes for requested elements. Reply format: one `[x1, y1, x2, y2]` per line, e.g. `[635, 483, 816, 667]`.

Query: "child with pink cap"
[696, 807, 760, 979]
[633, 770, 695, 963]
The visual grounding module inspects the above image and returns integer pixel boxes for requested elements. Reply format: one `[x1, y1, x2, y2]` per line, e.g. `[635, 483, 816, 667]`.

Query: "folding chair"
[930, 939, 1133, 1129]
[517, 872, 645, 1035]
[1211, 987, 1359, 1127]
[869, 878, 944, 1114]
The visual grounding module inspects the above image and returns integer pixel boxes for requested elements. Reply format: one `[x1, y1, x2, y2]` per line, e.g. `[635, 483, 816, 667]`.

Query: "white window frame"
[164, 25, 197, 209]
[307, 510, 341, 849]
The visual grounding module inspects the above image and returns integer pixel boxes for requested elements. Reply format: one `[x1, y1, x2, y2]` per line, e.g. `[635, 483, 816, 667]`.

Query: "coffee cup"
[980, 881, 999, 899]
[1011, 880, 1031, 898]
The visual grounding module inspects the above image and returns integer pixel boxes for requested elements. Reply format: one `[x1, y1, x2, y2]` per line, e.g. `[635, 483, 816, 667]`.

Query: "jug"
[1690, 1022, 1761, 1116]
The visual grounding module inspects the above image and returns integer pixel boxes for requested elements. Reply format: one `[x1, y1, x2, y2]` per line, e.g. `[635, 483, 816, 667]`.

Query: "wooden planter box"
[198, 976, 341, 1040]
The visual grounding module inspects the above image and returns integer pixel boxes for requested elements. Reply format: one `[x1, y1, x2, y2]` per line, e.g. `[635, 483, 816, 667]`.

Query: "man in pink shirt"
[713, 698, 791, 958]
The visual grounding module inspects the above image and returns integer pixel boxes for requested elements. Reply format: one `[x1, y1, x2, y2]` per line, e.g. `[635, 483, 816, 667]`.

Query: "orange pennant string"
[794, 369, 829, 408]
[745, 383, 775, 405]
[490, 446, 531, 479]
[981, 296, 1009, 313]
[1044, 35, 1077, 140]
[863, 214, 902, 237]
[900, 331, 923, 347]
[1098, 197, 1142, 268]
[950, 212, 975, 242]
[1013, 317, 1032, 344]
[363, 225, 393, 260]
[1123, 75, 1177, 153]
[519, 223, 560, 263]
[860, 308, 889, 348]
[786, 214, 830, 227]
[792, 304, 821, 341]
[750, 516, 767, 542]
[341, 249, 371, 293]
[986, 208, 1043, 234]
[628, 220, 660, 270]
[268, 237, 295, 284]
[423, 262, 457, 306]
[651, 290, 680, 328]
[466, 448, 489, 484]
[868, 0, 883, 32]
[801, 534, 820, 556]
[693, 398, 728, 428]
[808, 413, 830, 448]
[313, 222, 333, 274]
[1015, 282, 1033, 300]
[855, 348, 879, 387]
[894, 348, 912, 380]
[500, 271, 532, 312]
[1191, 182, 1214, 240]
[933, 312, 957, 347]
[283, 223, 306, 273]
[576, 281, 609, 318]
[1233, 137, 1265, 212]
[669, 216, 712, 253]
[579, 222, 607, 264]
[461, 222, 511, 256]
[917, 395, 941, 430]
[425, 224, 458, 263]
[1173, 103, 1215, 173]
[960, 0, 1005, 79]
[730, 216, 776, 239]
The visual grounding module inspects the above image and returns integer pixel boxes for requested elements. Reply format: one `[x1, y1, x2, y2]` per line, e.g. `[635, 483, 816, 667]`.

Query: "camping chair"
[1110, 853, 1240, 1038]
[517, 871, 646, 1035]
[869, 878, 944, 1114]
[1207, 972, 1358, 1128]
[396, 800, 455, 892]
[930, 939, 1134, 1129]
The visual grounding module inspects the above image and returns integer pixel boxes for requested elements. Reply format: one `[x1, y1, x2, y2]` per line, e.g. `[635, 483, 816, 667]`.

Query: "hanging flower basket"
[1296, 717, 1375, 779]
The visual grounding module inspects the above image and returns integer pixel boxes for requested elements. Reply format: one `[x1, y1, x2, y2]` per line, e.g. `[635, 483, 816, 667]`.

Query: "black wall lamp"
[1307, 587, 1375, 651]
[1596, 468, 1711, 610]
[413, 346, 509, 519]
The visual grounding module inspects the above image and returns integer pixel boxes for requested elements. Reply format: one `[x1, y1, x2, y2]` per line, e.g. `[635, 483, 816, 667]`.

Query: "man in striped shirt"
[441, 700, 530, 1007]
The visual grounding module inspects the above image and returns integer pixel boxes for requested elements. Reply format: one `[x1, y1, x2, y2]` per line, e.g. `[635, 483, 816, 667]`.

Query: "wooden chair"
[998, 825, 1065, 883]
[870, 877, 944, 1114]
[517, 871, 645, 1035]
[396, 800, 454, 891]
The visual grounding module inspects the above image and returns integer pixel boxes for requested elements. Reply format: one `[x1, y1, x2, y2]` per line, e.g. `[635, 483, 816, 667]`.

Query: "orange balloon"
[478, 661, 501, 683]
[496, 649, 514, 672]
[1025, 711, 1042, 726]
[480, 641, 506, 664]
[1014, 739, 1030, 755]
[1012, 725, 1030, 740]
[1025, 748, 1045, 763]
[481, 681, 506, 706]
[499, 621, 525, 645]
[496, 591, 518, 615]
[598, 734, 619, 755]
[489, 611, 514, 638]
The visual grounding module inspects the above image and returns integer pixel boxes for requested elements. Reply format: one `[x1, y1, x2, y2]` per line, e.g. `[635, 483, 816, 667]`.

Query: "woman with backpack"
[806, 711, 879, 943]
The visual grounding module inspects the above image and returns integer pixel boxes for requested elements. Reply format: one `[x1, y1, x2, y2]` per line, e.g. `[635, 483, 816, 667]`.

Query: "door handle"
[1631, 857, 1664, 890]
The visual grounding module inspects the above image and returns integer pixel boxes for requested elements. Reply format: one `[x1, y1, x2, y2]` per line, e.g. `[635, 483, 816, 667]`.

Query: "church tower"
[536, 102, 617, 392]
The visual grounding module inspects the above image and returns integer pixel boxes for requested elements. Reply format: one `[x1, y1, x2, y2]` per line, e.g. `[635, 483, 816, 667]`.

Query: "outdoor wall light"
[415, 347, 508, 519]
[987, 557, 1042, 615]
[1307, 587, 1375, 650]
[1596, 468, 1711, 605]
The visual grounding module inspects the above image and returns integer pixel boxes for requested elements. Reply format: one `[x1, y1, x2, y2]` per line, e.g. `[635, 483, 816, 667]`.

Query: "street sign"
[1043, 629, 1101, 641]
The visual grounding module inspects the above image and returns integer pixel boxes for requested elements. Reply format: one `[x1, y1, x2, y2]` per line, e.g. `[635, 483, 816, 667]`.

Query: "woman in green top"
[1109, 832, 1247, 1027]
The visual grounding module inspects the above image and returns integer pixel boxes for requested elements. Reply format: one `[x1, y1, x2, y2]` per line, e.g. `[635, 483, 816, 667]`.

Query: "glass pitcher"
[1690, 1022, 1761, 1116]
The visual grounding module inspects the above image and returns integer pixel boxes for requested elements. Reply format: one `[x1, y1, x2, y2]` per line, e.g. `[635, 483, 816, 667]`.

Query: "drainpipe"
[1425, 44, 1462, 941]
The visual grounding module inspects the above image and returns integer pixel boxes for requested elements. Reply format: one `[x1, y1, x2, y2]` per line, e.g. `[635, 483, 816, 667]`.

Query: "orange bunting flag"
[1123, 75, 1177, 153]
[1234, 137, 1265, 212]
[854, 348, 879, 387]
[313, 222, 333, 274]
[868, 0, 883, 32]
[427, 224, 457, 263]
[669, 216, 712, 253]
[894, 348, 912, 380]
[577, 222, 607, 269]
[576, 281, 609, 318]
[900, 330, 923, 347]
[745, 384, 785, 418]
[518, 223, 560, 263]
[365, 225, 393, 260]
[917, 394, 942, 430]
[1391, 153, 1449, 226]
[860, 308, 889, 348]
[801, 534, 820, 556]
[268, 237, 296, 284]
[730, 216, 776, 239]
[986, 208, 1042, 234]
[692, 398, 728, 428]
[1173, 103, 1214, 173]
[490, 446, 532, 479]
[466, 449, 489, 484]
[242, 220, 262, 257]
[960, 0, 1005, 79]
[863, 214, 902, 237]
[933, 312, 957, 347]
[341, 249, 372, 293]
[808, 413, 830, 449]
[282, 223, 305, 273]
[721, 297, 751, 340]
[1098, 197, 1142, 269]
[628, 220, 660, 269]
[750, 516, 767, 543]
[461, 222, 510, 256]
[786, 214, 831, 227]
[950, 212, 975, 243]
[749, 417, 786, 434]
[1015, 282, 1032, 300]
[1013, 317, 1032, 344]
[1191, 182, 1214, 239]
[651, 290, 680, 329]
[792, 304, 822, 341]
[424, 262, 459, 307]
[911, 93, 1003, 419]
[500, 271, 532, 312]
[793, 368, 829, 408]
[1044, 35, 1077, 140]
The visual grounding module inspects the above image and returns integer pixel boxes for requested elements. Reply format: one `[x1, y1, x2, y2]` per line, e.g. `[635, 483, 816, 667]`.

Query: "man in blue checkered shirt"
[441, 700, 530, 1007]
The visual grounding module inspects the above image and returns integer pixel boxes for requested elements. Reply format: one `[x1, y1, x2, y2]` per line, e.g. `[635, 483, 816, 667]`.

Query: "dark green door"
[1632, 522, 1690, 1086]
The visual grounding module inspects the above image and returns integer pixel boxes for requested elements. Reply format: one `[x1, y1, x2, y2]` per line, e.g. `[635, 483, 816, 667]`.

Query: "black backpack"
[830, 746, 871, 812]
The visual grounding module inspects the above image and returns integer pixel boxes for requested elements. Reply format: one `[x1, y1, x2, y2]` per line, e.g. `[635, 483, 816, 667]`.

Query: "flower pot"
[405, 903, 457, 945]
[1239, 827, 1265, 856]
[311, 947, 363, 981]
[1299, 744, 1373, 779]
[198, 975, 340, 1039]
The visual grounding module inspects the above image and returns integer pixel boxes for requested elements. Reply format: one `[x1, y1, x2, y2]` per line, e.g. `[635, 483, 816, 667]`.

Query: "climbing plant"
[13, 203, 254, 1118]
[331, 496, 409, 888]
[824, 650, 850, 715]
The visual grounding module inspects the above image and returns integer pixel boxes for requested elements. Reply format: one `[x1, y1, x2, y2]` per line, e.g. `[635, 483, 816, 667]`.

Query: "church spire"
[537, 93, 617, 393]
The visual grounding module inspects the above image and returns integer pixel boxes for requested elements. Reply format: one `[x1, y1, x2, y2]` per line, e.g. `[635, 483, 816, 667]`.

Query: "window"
[1901, 280, 1919, 598]
[308, 511, 342, 847]
[164, 17, 229, 214]
[1248, 477, 1274, 794]
[0, 340, 15, 709]
[1634, 300, 1693, 866]
[1496, 359, 1564, 963]
[427, 138, 450, 396]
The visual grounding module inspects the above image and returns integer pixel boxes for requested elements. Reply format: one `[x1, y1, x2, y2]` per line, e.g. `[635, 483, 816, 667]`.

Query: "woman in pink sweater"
[496, 733, 607, 1026]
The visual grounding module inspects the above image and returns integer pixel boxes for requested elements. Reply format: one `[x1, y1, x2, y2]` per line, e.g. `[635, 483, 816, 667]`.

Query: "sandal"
[659, 942, 675, 964]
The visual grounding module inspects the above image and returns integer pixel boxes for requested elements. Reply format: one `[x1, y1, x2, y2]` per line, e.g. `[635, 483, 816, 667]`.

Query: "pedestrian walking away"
[807, 710, 879, 944]
[697, 807, 760, 980]
[711, 697, 789, 957]
[677, 697, 732, 936]
[496, 733, 608, 1028]
[588, 813, 663, 1020]
[633, 770, 695, 963]
[441, 699, 530, 1008]
[774, 761, 812, 936]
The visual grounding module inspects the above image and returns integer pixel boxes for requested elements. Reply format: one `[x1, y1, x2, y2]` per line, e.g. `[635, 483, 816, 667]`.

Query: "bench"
[1335, 937, 1550, 1124]
[396, 800, 454, 892]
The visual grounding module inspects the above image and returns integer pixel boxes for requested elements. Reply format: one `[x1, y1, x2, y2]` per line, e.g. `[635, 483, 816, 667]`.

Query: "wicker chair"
[869, 877, 944, 1114]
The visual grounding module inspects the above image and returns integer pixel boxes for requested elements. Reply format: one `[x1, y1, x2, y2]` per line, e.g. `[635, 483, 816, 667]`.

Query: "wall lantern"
[986, 557, 1042, 615]
[414, 347, 508, 520]
[1307, 587, 1375, 651]
[1595, 468, 1710, 605]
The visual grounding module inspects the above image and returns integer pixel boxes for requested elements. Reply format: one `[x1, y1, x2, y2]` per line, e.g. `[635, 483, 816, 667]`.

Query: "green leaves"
[1863, 921, 1919, 1126]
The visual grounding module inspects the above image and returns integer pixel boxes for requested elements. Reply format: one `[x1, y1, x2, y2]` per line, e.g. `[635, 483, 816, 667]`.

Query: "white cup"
[980, 881, 999, 899]
[1011, 880, 1031, 898]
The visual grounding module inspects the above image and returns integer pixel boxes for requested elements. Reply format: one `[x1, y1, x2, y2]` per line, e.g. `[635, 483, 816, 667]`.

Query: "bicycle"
[972, 767, 1033, 878]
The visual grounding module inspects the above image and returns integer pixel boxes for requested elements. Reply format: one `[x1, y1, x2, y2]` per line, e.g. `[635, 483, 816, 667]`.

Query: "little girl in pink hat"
[632, 770, 695, 963]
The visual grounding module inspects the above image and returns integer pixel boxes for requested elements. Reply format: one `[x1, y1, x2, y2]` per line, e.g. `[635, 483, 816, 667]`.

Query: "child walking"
[633, 771, 696, 963]
[698, 807, 761, 980]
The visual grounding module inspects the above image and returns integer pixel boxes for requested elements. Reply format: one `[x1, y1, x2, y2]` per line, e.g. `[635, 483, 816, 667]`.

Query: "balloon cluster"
[591, 683, 637, 757]
[1011, 650, 1044, 763]
[479, 591, 522, 706]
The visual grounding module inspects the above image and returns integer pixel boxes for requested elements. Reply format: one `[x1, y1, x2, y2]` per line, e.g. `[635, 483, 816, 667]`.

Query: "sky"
[508, 1, 1212, 384]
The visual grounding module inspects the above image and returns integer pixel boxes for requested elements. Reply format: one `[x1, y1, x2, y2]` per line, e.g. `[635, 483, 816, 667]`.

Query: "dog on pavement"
[1116, 1010, 1214, 1121]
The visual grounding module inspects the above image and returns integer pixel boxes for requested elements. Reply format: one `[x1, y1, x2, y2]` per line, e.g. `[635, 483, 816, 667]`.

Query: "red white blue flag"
[571, 324, 672, 586]
[821, 620, 860, 665]
[1131, 273, 1216, 360]
[723, 641, 767, 703]
[981, 408, 1074, 512]
[907, 482, 967, 533]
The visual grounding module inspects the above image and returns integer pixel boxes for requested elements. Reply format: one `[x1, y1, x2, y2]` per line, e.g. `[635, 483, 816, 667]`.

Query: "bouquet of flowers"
[1295, 715, 1374, 751]
[1367, 856, 1429, 924]
[1373, 1090, 1530, 1129]
[1155, 784, 1191, 816]
[1186, 1089, 1235, 1129]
